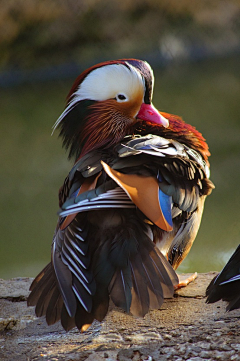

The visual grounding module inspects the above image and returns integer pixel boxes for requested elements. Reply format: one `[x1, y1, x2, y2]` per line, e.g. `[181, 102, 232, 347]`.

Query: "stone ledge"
[0, 273, 239, 360]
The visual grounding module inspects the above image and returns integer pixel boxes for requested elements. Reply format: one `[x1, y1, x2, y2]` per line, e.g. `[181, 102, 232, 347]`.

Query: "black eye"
[117, 94, 127, 101]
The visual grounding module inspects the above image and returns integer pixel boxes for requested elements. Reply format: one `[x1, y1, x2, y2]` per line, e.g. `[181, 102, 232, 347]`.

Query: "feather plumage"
[206, 245, 240, 311]
[28, 59, 214, 331]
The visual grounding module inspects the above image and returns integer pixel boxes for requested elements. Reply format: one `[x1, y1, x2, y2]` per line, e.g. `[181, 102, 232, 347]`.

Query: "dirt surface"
[0, 273, 239, 360]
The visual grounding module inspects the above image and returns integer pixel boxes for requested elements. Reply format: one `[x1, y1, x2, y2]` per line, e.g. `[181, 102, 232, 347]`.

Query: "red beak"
[137, 103, 169, 127]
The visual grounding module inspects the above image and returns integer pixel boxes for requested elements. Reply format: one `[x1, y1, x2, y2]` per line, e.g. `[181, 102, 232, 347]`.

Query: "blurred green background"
[1, 0, 240, 279]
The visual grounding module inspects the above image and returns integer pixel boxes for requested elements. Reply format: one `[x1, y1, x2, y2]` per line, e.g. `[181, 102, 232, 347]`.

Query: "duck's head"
[53, 59, 169, 159]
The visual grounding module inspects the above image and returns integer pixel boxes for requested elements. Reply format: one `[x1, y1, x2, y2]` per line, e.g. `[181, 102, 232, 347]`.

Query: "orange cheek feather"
[118, 88, 143, 119]
[80, 92, 143, 156]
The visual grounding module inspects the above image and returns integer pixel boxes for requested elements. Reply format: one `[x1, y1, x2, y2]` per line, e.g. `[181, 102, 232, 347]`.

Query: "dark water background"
[1, 55, 240, 279]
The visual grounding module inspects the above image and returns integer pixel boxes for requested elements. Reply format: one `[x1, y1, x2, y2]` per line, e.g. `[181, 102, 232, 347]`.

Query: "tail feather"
[28, 263, 54, 305]
[140, 238, 178, 297]
[147, 286, 164, 310]
[46, 287, 63, 325]
[28, 263, 62, 321]
[61, 305, 76, 331]
[107, 219, 178, 317]
[92, 288, 110, 321]
[72, 276, 93, 312]
[109, 268, 132, 313]
[130, 258, 149, 317]
[35, 282, 55, 317]
[107, 230, 176, 316]
[227, 295, 240, 311]
[52, 241, 77, 317]
[28, 212, 178, 332]
[29, 263, 52, 292]
[93, 239, 116, 285]
[149, 247, 178, 298]
[140, 259, 164, 308]
[206, 245, 240, 311]
[75, 305, 94, 332]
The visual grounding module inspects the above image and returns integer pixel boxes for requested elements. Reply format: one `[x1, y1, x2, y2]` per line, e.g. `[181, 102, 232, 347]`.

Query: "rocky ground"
[0, 273, 239, 361]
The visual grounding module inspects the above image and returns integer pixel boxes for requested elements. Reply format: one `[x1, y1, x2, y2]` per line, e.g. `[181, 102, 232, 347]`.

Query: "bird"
[27, 59, 214, 332]
[206, 244, 240, 311]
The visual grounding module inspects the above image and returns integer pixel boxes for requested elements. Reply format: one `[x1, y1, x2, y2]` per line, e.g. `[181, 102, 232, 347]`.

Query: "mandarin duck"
[206, 245, 240, 311]
[28, 59, 214, 332]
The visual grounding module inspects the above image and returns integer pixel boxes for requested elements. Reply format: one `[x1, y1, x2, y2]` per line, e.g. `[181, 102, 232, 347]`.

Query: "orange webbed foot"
[174, 272, 198, 290]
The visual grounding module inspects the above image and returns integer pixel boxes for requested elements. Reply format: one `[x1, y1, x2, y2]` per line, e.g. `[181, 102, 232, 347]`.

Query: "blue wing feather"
[158, 189, 173, 228]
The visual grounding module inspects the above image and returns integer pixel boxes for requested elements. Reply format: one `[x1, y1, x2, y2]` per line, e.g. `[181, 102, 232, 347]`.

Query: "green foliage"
[0, 0, 240, 69]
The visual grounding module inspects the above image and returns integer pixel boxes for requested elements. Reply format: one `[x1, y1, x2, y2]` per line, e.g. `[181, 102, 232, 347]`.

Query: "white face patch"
[52, 63, 145, 133]
[76, 63, 144, 102]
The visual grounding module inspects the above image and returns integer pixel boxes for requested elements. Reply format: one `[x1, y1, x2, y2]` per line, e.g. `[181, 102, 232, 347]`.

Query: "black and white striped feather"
[206, 245, 240, 311]
[60, 187, 135, 217]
